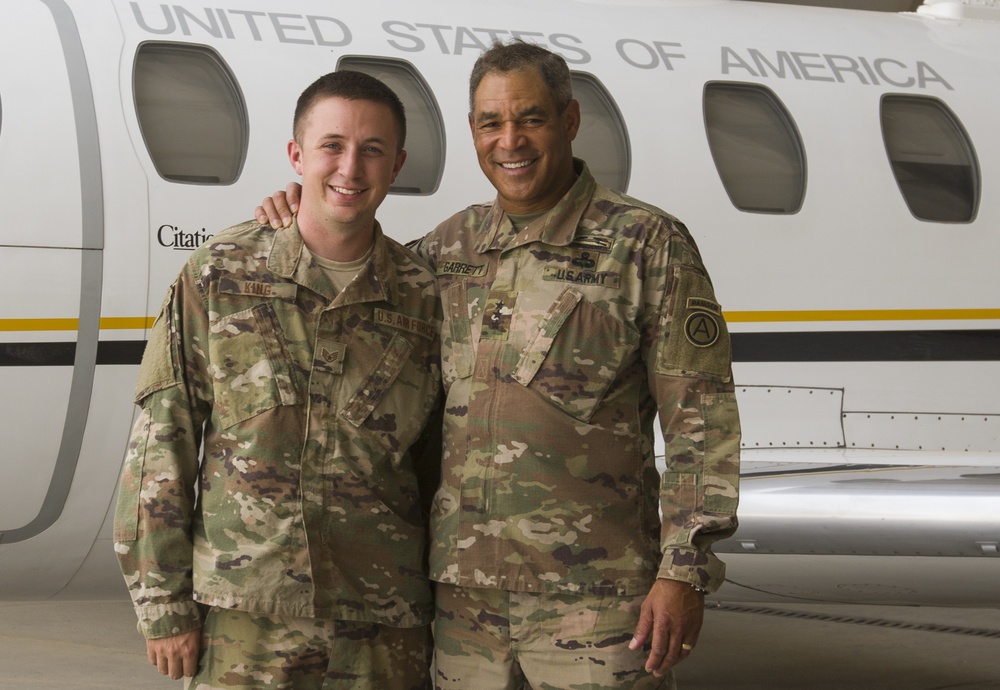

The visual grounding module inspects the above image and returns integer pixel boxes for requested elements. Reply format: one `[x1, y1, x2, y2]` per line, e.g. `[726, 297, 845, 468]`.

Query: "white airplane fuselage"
[0, 0, 997, 606]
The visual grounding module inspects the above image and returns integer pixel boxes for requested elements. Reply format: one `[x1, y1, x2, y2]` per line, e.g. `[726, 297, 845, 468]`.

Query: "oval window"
[881, 95, 979, 223]
[704, 82, 806, 214]
[133, 43, 248, 184]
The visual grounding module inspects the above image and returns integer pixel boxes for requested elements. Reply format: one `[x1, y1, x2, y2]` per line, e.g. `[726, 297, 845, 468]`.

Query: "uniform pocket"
[209, 303, 299, 429]
[340, 332, 412, 429]
[442, 281, 474, 383]
[513, 288, 639, 423]
[113, 408, 152, 542]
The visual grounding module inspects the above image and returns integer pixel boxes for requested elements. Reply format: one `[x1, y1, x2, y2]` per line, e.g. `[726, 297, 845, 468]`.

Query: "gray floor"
[0, 599, 997, 689]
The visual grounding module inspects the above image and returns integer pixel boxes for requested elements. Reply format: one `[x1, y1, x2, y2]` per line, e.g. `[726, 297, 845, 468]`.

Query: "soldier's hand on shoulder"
[255, 182, 302, 229]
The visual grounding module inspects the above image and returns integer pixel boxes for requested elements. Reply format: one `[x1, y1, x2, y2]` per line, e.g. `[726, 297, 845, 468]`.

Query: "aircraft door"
[0, 0, 102, 544]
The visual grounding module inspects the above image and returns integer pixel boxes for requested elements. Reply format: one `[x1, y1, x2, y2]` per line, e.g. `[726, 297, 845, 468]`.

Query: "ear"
[468, 111, 475, 138]
[390, 149, 407, 184]
[287, 139, 304, 175]
[564, 99, 581, 143]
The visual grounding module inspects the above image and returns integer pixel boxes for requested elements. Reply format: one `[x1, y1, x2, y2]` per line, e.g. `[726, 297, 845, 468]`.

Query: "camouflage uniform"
[410, 161, 740, 688]
[189, 606, 432, 690]
[114, 220, 441, 688]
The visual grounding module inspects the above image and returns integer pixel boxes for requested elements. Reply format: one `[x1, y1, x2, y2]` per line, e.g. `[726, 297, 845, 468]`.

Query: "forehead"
[300, 96, 399, 142]
[473, 68, 557, 114]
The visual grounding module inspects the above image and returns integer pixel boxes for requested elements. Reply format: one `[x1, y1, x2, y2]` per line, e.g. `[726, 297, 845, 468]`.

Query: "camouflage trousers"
[184, 605, 432, 690]
[433, 584, 676, 690]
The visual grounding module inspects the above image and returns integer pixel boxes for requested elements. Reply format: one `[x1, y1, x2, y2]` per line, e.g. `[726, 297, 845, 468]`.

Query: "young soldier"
[115, 71, 441, 689]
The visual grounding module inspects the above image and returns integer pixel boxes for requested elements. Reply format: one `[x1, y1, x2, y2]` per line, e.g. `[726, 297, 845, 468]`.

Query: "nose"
[340, 147, 362, 178]
[498, 122, 526, 150]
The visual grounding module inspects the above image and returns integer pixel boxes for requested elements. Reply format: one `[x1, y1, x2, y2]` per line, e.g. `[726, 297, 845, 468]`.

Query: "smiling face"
[470, 67, 581, 216]
[288, 95, 405, 240]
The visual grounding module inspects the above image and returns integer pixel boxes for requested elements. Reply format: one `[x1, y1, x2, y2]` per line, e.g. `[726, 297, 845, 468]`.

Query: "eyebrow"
[475, 105, 547, 125]
[319, 133, 390, 147]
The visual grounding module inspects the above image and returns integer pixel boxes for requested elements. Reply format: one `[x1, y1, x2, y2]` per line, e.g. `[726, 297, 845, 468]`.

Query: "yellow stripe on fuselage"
[722, 309, 1000, 323]
[0, 317, 155, 332]
[1, 309, 998, 333]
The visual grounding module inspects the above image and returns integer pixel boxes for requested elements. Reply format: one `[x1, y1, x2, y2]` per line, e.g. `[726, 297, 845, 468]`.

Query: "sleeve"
[642, 227, 741, 593]
[112, 263, 212, 638]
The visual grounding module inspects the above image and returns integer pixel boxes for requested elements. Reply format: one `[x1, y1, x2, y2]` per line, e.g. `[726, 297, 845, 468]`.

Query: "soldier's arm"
[631, 225, 741, 674]
[645, 229, 740, 591]
[113, 267, 211, 641]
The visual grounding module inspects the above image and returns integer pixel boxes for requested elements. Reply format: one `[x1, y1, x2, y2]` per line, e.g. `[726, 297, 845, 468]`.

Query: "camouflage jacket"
[410, 161, 740, 596]
[114, 221, 441, 639]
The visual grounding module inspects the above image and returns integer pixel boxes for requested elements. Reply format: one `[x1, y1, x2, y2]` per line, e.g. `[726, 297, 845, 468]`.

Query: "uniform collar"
[267, 219, 397, 306]
[474, 158, 596, 254]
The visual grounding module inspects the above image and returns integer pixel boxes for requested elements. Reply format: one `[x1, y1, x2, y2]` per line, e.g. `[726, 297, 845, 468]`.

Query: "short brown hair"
[293, 71, 406, 150]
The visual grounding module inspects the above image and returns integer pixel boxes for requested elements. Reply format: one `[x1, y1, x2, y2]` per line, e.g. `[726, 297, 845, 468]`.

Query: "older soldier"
[258, 41, 740, 690]
[114, 71, 441, 690]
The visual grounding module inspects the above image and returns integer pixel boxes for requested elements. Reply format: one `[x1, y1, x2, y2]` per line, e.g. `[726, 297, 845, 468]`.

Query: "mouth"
[496, 158, 536, 171]
[331, 185, 366, 196]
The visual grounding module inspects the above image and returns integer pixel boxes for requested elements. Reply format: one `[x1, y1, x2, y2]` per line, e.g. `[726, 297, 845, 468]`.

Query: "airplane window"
[703, 82, 805, 214]
[337, 57, 444, 195]
[133, 43, 247, 185]
[881, 95, 979, 223]
[570, 73, 630, 192]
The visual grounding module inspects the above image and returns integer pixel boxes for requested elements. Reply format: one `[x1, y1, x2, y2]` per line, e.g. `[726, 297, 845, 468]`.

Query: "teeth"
[500, 160, 532, 169]
[333, 186, 363, 195]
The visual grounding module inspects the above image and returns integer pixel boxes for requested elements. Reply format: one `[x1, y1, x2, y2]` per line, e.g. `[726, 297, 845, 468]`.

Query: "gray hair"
[468, 40, 573, 113]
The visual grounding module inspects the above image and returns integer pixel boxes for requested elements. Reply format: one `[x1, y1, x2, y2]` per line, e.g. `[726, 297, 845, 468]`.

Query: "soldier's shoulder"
[432, 201, 494, 237]
[209, 220, 275, 248]
[188, 220, 273, 262]
[589, 185, 691, 254]
[595, 186, 683, 231]
[412, 201, 494, 266]
[384, 234, 437, 284]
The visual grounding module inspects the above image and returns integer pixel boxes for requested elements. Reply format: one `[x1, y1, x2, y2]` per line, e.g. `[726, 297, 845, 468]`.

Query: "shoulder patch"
[684, 297, 723, 348]
[684, 311, 721, 348]
[657, 268, 731, 380]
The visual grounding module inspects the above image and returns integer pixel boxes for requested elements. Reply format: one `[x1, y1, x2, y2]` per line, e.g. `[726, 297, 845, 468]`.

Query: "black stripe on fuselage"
[0, 329, 997, 367]
[0, 341, 147, 366]
[731, 330, 1000, 362]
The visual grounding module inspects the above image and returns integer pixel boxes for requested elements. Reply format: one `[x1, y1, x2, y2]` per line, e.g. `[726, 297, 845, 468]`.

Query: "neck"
[297, 213, 376, 262]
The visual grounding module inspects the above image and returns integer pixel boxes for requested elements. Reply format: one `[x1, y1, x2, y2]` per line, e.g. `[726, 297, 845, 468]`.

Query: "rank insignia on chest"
[314, 340, 346, 374]
[480, 290, 518, 340]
